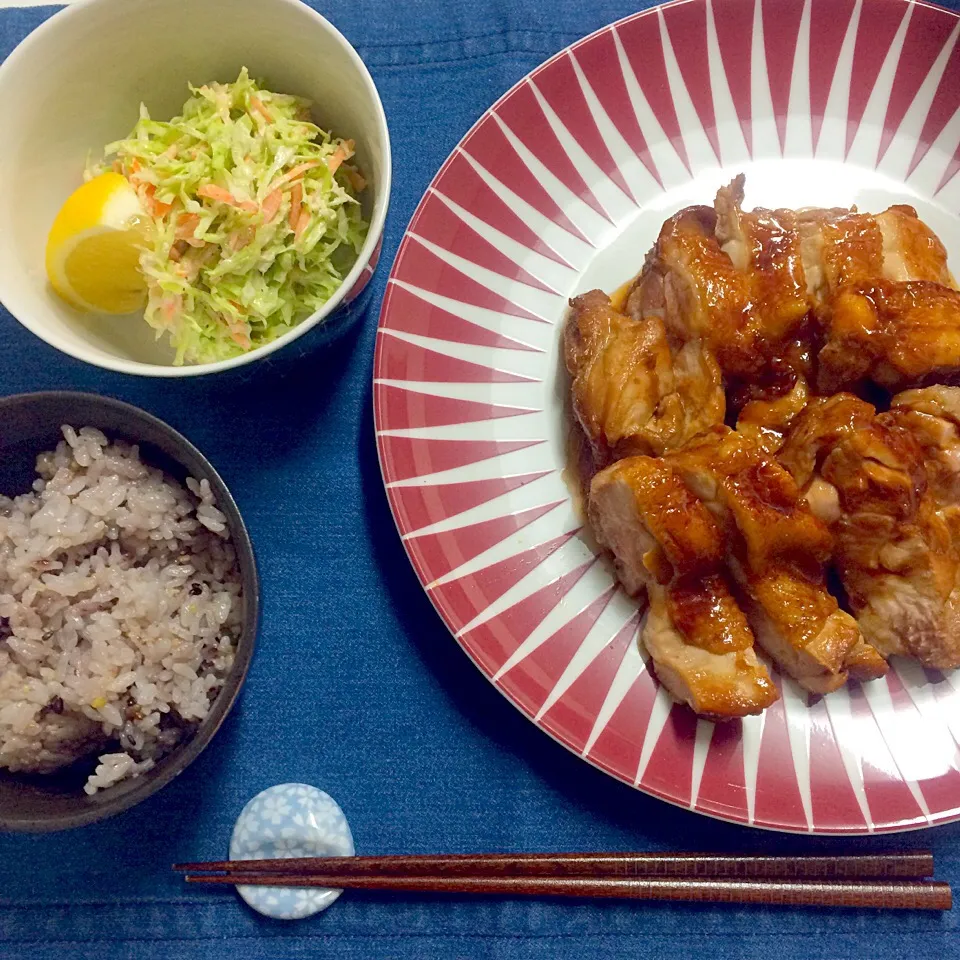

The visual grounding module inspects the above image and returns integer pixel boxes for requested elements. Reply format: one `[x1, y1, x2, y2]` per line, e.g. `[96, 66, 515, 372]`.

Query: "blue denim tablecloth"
[2, 1, 960, 957]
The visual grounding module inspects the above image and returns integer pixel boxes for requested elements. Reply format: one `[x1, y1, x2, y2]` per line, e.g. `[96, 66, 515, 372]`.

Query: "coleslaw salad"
[91, 68, 369, 365]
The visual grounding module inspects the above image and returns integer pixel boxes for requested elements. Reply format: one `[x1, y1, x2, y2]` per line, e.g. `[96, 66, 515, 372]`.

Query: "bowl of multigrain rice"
[0, 392, 258, 831]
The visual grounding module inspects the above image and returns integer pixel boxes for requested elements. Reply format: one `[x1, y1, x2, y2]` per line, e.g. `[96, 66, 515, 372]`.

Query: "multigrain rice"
[0, 426, 240, 793]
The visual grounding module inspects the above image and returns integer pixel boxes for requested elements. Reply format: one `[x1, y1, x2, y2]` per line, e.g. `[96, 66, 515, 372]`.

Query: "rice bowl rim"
[0, 390, 259, 832]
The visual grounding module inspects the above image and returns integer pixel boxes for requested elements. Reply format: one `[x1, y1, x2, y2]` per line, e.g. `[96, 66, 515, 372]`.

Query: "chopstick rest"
[229, 784, 355, 920]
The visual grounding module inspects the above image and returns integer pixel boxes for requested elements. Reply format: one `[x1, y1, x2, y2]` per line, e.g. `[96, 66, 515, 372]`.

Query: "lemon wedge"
[45, 172, 148, 314]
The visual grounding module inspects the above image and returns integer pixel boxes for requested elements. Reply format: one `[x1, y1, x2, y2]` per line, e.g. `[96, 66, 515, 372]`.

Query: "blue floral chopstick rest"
[230, 784, 355, 920]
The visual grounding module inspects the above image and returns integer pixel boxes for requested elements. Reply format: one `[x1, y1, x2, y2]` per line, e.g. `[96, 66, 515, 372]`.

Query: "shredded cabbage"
[91, 68, 369, 365]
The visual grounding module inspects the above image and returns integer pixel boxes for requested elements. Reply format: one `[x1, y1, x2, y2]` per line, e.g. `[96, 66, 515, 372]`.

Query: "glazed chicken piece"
[589, 457, 777, 718]
[782, 194, 960, 393]
[822, 422, 960, 670]
[564, 289, 724, 469]
[793, 202, 951, 305]
[817, 280, 960, 393]
[627, 175, 958, 393]
[713, 173, 883, 305]
[780, 394, 960, 670]
[626, 204, 736, 351]
[626, 196, 807, 381]
[712, 176, 812, 347]
[665, 427, 869, 692]
[888, 386, 960, 630]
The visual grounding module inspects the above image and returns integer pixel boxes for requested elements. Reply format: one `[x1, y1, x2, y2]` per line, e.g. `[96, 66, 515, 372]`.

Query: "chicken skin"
[628, 175, 960, 394]
[564, 289, 724, 469]
[589, 456, 777, 718]
[817, 280, 960, 393]
[625, 198, 809, 382]
[665, 427, 870, 692]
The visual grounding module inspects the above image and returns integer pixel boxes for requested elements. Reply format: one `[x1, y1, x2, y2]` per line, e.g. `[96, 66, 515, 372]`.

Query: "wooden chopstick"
[175, 851, 950, 910]
[181, 872, 952, 910]
[174, 850, 935, 880]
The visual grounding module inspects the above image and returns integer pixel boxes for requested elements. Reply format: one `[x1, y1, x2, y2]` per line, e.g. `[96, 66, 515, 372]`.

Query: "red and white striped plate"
[374, 0, 960, 834]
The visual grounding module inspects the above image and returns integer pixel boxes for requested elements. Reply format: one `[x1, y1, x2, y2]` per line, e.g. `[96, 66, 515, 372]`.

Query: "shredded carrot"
[230, 328, 252, 349]
[128, 162, 173, 215]
[225, 307, 251, 348]
[261, 189, 282, 222]
[175, 213, 201, 239]
[288, 182, 302, 231]
[326, 139, 355, 175]
[294, 208, 311, 242]
[249, 96, 273, 123]
[266, 160, 321, 194]
[343, 165, 366, 192]
[134, 181, 172, 218]
[197, 183, 259, 213]
[168, 241, 185, 263]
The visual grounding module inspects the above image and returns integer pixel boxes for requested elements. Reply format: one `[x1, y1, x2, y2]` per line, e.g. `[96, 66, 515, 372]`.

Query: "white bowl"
[0, 0, 391, 377]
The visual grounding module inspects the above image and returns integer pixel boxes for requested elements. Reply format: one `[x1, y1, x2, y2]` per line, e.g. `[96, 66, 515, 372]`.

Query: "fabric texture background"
[1, 1, 960, 957]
